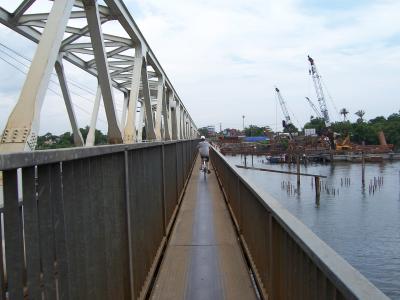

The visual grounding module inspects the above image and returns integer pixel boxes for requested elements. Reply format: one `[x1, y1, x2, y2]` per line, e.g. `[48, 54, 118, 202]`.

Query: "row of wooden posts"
[241, 151, 370, 202]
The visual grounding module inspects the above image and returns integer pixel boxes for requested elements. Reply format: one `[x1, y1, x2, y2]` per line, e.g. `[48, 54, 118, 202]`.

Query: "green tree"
[351, 122, 376, 144]
[383, 113, 400, 148]
[198, 127, 209, 137]
[303, 118, 326, 135]
[331, 121, 352, 137]
[283, 123, 298, 134]
[244, 125, 265, 136]
[79, 126, 107, 145]
[58, 132, 74, 147]
[355, 110, 365, 123]
[36, 126, 108, 149]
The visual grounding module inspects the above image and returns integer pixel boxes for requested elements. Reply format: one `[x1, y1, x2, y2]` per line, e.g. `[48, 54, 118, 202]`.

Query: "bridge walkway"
[151, 156, 257, 300]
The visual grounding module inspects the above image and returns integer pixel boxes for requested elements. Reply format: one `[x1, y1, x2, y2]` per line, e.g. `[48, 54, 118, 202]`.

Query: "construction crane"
[305, 97, 322, 118]
[275, 87, 291, 125]
[275, 87, 293, 139]
[308, 55, 330, 126]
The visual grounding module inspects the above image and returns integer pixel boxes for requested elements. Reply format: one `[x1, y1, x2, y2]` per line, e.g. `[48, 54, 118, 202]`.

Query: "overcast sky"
[1, 0, 400, 134]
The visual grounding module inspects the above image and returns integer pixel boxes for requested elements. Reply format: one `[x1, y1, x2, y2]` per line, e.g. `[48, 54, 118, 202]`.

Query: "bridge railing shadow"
[210, 147, 388, 300]
[0, 139, 199, 299]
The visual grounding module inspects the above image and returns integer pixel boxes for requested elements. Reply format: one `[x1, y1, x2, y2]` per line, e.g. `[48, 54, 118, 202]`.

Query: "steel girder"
[0, 0, 197, 152]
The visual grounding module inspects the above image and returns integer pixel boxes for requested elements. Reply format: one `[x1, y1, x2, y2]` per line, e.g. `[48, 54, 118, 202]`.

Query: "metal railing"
[0, 140, 198, 299]
[210, 148, 389, 300]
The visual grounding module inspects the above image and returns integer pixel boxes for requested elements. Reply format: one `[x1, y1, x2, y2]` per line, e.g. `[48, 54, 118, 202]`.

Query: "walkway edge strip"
[143, 153, 199, 299]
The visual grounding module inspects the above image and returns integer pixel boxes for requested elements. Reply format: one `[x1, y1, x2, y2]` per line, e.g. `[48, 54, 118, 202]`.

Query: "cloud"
[129, 0, 400, 129]
[1, 0, 400, 134]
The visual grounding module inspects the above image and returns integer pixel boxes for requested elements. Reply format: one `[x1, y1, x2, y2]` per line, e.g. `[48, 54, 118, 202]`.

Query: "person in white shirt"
[197, 136, 211, 173]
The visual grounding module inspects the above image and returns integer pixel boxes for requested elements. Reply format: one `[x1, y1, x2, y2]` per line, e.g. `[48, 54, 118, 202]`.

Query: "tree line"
[304, 112, 400, 150]
[36, 126, 107, 149]
[36, 111, 400, 150]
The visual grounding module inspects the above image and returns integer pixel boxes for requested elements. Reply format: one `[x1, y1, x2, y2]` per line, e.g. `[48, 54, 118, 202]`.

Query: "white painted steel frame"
[0, 0, 197, 152]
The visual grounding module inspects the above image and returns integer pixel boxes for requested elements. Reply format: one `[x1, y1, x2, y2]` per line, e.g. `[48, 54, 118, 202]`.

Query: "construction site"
[216, 55, 399, 163]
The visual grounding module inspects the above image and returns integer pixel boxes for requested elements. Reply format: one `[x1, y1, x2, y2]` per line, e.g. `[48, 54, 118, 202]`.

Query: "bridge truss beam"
[0, 0, 197, 152]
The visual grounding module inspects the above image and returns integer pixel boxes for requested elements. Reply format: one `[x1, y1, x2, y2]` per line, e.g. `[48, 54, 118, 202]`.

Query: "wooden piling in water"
[315, 176, 321, 199]
[296, 155, 300, 186]
[362, 151, 365, 186]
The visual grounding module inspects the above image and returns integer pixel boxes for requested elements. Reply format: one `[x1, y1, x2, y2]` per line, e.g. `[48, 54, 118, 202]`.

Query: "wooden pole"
[235, 165, 327, 178]
[296, 155, 300, 186]
[362, 151, 365, 186]
[315, 176, 320, 199]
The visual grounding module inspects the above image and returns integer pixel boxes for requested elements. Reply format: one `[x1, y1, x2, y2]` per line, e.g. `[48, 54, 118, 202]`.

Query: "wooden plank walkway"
[151, 157, 257, 300]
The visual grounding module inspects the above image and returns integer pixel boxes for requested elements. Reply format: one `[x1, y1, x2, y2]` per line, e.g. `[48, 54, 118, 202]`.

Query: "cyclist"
[197, 136, 211, 174]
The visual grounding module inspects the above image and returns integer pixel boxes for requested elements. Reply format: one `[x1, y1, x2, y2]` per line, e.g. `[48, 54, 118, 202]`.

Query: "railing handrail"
[211, 148, 389, 299]
[0, 140, 193, 170]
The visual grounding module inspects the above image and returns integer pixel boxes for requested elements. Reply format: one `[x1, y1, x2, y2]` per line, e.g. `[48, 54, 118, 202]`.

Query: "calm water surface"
[225, 155, 400, 299]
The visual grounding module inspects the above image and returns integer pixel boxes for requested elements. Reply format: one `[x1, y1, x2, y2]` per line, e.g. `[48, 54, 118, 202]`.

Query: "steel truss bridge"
[0, 0, 197, 153]
[0, 1, 390, 300]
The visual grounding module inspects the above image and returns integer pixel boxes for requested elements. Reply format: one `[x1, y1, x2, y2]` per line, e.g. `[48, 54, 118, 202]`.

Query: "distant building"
[223, 128, 240, 137]
[207, 125, 216, 136]
[305, 128, 317, 136]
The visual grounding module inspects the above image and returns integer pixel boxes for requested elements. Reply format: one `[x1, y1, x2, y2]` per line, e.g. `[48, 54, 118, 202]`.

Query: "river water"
[225, 155, 400, 299]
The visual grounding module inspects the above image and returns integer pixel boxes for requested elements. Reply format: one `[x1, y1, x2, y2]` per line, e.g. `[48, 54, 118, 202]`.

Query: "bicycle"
[201, 157, 208, 179]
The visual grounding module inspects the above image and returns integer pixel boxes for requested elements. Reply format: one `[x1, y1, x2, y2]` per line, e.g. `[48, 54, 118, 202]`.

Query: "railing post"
[180, 142, 184, 191]
[268, 214, 275, 299]
[175, 141, 179, 200]
[161, 143, 167, 235]
[51, 163, 71, 300]
[124, 150, 135, 300]
[3, 170, 24, 299]
[238, 176, 242, 233]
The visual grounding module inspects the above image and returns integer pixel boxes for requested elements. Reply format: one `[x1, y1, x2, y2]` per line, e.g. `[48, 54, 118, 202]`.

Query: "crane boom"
[275, 87, 291, 125]
[308, 55, 330, 126]
[305, 97, 322, 118]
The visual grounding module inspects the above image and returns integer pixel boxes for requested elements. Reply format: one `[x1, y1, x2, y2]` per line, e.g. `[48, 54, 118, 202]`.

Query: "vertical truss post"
[121, 91, 129, 129]
[178, 104, 183, 139]
[83, 0, 122, 144]
[170, 97, 178, 140]
[175, 102, 181, 139]
[154, 76, 164, 140]
[167, 93, 173, 138]
[54, 56, 84, 146]
[181, 111, 185, 139]
[184, 111, 188, 139]
[124, 47, 142, 143]
[140, 55, 156, 140]
[177, 104, 181, 139]
[162, 89, 171, 140]
[86, 85, 102, 146]
[182, 110, 187, 139]
[186, 119, 189, 138]
[137, 101, 145, 142]
[0, 0, 75, 152]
